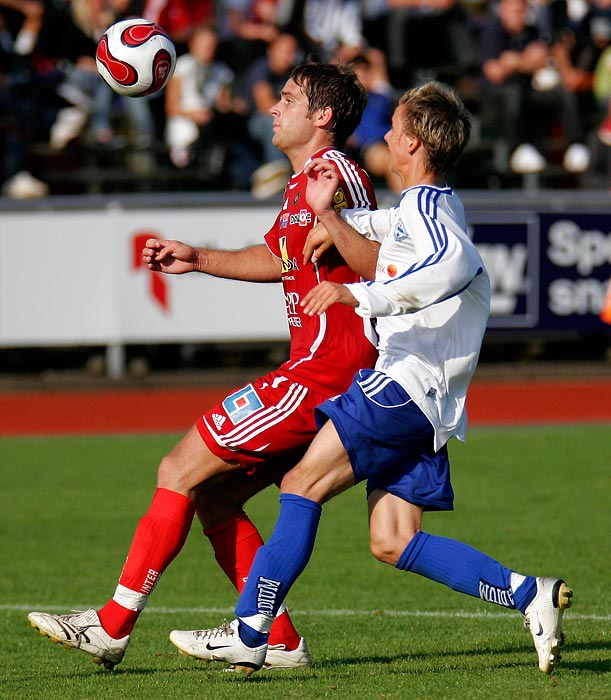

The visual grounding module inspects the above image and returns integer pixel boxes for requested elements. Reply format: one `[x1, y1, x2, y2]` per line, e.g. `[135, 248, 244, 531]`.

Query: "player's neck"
[400, 168, 444, 191]
[286, 137, 335, 174]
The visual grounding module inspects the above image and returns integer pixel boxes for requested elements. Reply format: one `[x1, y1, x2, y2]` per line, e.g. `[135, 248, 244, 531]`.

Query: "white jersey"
[342, 185, 491, 451]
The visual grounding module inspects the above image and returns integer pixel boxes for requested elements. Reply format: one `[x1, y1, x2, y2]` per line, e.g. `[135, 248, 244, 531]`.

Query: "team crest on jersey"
[222, 384, 264, 425]
[279, 236, 299, 273]
[332, 188, 348, 213]
[393, 221, 409, 241]
[212, 413, 226, 431]
[293, 191, 300, 206]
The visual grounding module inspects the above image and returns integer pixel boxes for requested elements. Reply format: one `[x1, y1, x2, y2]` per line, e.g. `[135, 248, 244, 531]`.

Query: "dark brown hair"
[289, 60, 367, 149]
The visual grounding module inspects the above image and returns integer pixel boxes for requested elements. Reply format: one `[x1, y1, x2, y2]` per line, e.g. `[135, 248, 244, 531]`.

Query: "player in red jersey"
[27, 60, 379, 671]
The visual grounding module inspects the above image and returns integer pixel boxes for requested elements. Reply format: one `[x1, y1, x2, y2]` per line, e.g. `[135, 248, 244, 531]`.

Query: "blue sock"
[396, 531, 536, 612]
[235, 493, 322, 646]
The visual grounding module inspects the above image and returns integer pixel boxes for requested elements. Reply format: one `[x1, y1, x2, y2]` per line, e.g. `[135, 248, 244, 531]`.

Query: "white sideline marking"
[5, 604, 609, 621]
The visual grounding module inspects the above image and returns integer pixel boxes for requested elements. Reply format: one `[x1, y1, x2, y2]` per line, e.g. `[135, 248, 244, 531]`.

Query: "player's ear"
[405, 133, 420, 154]
[316, 106, 334, 129]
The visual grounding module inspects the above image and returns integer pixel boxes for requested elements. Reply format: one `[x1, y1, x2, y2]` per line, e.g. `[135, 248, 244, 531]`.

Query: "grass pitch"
[1, 426, 610, 699]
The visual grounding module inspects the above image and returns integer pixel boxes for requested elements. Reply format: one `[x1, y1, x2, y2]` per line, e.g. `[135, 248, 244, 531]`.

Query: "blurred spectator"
[595, 44, 611, 143]
[278, 0, 366, 62]
[479, 0, 569, 174]
[164, 22, 254, 186]
[142, 0, 214, 49]
[360, 0, 393, 51]
[589, 20, 611, 185]
[48, 0, 158, 153]
[383, 0, 479, 89]
[547, 0, 611, 174]
[215, 0, 281, 74]
[347, 51, 401, 193]
[0, 2, 49, 197]
[239, 31, 300, 198]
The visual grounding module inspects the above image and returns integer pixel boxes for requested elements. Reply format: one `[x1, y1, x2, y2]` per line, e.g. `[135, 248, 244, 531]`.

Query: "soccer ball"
[96, 18, 176, 97]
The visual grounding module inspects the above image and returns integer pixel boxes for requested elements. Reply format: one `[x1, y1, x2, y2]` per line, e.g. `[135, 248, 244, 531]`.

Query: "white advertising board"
[0, 204, 288, 347]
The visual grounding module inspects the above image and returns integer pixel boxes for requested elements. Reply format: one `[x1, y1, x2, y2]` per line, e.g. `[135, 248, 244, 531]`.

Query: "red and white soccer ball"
[96, 18, 176, 98]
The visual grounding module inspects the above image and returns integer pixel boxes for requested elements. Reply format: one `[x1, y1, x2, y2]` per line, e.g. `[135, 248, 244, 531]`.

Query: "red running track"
[0, 380, 610, 436]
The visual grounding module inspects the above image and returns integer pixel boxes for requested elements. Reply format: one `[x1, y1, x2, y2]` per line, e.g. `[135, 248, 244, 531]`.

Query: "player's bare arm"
[142, 239, 282, 282]
[300, 280, 359, 316]
[304, 159, 380, 280]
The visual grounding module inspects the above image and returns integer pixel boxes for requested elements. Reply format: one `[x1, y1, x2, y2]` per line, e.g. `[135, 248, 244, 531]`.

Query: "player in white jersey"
[191, 82, 573, 676]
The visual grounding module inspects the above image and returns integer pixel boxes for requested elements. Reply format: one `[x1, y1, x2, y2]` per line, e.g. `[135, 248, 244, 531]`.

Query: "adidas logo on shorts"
[212, 413, 226, 431]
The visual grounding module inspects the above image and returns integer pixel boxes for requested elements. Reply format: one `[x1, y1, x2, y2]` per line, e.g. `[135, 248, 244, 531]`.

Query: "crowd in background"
[1, 0, 611, 199]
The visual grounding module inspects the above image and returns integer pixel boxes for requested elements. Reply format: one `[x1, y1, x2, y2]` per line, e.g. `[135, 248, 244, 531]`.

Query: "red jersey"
[264, 147, 378, 395]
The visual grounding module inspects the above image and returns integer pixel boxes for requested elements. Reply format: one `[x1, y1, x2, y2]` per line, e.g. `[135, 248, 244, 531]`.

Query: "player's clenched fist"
[141, 239, 199, 274]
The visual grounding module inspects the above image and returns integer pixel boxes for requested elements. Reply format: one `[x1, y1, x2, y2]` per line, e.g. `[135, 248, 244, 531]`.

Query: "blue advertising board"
[470, 212, 611, 331]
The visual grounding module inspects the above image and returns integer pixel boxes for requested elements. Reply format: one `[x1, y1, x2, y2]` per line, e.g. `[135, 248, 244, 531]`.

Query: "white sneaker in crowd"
[509, 144, 546, 174]
[50, 107, 88, 150]
[563, 143, 591, 173]
[251, 160, 291, 200]
[1, 171, 49, 199]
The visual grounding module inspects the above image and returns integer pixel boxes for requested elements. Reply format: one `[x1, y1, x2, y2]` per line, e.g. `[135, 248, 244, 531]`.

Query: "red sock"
[98, 488, 196, 639]
[205, 511, 301, 650]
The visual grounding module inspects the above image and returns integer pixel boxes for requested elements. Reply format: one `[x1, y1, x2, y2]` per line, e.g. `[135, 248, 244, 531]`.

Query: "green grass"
[1, 426, 610, 699]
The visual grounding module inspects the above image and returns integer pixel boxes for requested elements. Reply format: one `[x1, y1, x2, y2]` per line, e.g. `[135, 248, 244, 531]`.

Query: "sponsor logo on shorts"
[222, 384, 264, 425]
[212, 413, 226, 431]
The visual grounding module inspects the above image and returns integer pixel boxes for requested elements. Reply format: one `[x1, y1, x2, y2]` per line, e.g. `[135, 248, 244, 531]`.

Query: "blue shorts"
[315, 369, 454, 511]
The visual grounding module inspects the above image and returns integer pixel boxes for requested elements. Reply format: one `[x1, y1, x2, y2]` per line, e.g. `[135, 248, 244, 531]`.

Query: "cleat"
[27, 609, 129, 669]
[170, 619, 266, 676]
[169, 625, 224, 662]
[170, 624, 312, 671]
[523, 577, 573, 673]
[263, 637, 312, 670]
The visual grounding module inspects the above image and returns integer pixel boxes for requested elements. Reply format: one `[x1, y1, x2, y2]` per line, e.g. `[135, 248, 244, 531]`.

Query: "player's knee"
[369, 531, 416, 566]
[156, 452, 189, 493]
[369, 539, 401, 566]
[280, 466, 314, 497]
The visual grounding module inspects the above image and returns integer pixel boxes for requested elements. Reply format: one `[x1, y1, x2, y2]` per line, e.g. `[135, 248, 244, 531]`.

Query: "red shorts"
[196, 369, 332, 472]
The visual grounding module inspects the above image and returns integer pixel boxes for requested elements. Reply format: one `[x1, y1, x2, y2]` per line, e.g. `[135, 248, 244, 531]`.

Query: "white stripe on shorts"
[222, 382, 310, 449]
[358, 370, 394, 398]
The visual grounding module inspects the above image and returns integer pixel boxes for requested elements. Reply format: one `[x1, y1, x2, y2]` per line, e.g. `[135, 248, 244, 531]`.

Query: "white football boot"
[170, 619, 266, 675]
[27, 608, 129, 669]
[523, 577, 573, 673]
[263, 637, 312, 670]
[170, 623, 312, 671]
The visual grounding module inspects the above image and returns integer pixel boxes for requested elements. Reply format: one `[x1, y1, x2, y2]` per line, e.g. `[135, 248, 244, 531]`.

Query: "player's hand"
[303, 222, 334, 265]
[300, 281, 358, 316]
[304, 158, 339, 215]
[141, 239, 198, 274]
